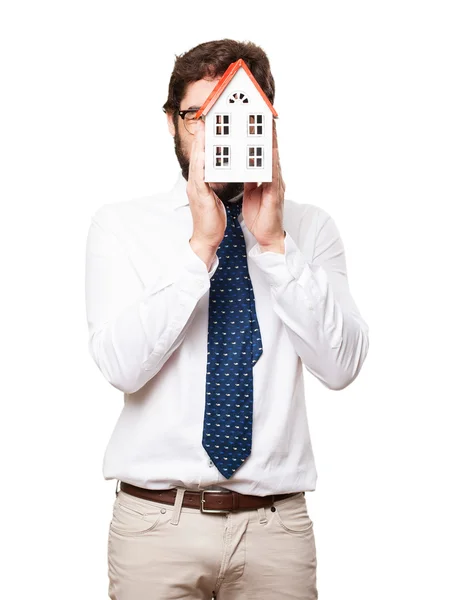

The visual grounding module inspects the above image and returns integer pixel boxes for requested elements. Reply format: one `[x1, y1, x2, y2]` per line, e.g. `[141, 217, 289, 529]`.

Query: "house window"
[247, 146, 264, 168]
[214, 146, 231, 168]
[228, 91, 249, 104]
[248, 114, 264, 135]
[215, 114, 230, 135]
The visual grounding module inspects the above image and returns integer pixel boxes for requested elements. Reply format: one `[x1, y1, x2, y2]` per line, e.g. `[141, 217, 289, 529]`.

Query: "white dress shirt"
[85, 172, 369, 495]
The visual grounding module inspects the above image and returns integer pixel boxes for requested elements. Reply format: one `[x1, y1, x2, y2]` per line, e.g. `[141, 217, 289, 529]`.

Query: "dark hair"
[162, 38, 275, 115]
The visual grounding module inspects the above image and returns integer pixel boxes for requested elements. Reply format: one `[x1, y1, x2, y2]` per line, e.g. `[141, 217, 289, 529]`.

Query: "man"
[85, 39, 369, 600]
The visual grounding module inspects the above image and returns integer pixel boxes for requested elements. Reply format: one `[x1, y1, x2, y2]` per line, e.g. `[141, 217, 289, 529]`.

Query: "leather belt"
[119, 481, 300, 514]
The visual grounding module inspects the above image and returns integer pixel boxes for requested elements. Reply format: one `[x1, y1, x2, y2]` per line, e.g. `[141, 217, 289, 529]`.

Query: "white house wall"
[204, 67, 273, 183]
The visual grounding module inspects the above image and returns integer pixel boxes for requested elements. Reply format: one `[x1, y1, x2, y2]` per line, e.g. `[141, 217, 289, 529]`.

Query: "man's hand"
[242, 119, 286, 253]
[187, 118, 226, 270]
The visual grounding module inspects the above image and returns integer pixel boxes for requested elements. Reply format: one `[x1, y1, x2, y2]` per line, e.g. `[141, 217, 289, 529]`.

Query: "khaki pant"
[107, 487, 318, 599]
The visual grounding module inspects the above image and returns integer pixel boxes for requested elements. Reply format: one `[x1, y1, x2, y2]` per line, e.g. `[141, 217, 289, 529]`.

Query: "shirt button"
[209, 460, 213, 467]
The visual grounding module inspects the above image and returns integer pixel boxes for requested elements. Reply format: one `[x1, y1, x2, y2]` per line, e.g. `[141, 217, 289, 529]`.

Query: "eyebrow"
[187, 105, 201, 110]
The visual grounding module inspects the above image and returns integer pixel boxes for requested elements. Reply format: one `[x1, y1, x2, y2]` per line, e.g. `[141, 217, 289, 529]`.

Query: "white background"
[1, 1, 448, 598]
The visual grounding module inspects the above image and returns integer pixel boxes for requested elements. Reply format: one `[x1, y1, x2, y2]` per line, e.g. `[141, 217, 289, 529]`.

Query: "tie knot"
[225, 199, 242, 220]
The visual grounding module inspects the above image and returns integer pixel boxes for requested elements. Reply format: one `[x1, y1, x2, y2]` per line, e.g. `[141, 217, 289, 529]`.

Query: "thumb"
[244, 181, 258, 195]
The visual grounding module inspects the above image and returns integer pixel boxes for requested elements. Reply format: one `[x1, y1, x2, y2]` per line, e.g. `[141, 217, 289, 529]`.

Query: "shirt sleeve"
[85, 206, 219, 394]
[248, 209, 369, 390]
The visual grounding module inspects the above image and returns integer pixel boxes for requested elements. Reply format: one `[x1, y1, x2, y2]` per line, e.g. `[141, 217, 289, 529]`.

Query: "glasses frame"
[178, 108, 201, 135]
[177, 109, 199, 119]
[161, 107, 203, 135]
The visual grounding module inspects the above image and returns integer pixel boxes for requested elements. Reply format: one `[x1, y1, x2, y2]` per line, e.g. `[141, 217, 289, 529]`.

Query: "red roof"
[194, 58, 278, 119]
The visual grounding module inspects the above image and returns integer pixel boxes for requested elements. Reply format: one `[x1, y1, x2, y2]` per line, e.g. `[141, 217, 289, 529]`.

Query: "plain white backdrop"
[1, 1, 448, 598]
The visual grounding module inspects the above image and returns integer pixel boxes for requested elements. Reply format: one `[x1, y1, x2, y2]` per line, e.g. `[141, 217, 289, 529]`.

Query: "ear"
[166, 111, 176, 137]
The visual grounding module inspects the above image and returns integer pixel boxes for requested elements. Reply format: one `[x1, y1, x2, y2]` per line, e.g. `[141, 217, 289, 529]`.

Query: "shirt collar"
[169, 171, 244, 210]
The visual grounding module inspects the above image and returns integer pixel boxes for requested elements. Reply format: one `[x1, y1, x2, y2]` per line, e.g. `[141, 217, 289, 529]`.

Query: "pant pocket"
[109, 491, 170, 536]
[273, 492, 314, 535]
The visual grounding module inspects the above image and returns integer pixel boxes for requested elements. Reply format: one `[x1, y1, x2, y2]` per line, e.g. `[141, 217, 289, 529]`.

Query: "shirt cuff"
[184, 239, 219, 278]
[248, 230, 309, 287]
[178, 237, 219, 289]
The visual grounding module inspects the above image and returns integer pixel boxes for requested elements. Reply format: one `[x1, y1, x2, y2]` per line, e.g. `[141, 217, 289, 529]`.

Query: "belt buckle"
[200, 490, 231, 514]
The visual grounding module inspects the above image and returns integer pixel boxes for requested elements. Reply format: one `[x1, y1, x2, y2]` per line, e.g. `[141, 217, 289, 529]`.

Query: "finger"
[271, 121, 279, 189]
[191, 120, 213, 201]
[274, 123, 285, 194]
[271, 120, 285, 199]
[187, 124, 198, 182]
[273, 118, 278, 149]
[194, 120, 207, 188]
[189, 120, 204, 186]
[244, 181, 258, 197]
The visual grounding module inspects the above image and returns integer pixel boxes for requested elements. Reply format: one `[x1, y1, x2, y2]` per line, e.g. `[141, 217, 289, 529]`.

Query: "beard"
[173, 122, 244, 205]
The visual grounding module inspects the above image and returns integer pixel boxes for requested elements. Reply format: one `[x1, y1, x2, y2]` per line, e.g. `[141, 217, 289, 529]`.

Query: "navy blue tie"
[202, 198, 263, 479]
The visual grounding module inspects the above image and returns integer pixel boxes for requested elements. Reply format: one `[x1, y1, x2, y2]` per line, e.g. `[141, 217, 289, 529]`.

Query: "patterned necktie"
[202, 198, 263, 479]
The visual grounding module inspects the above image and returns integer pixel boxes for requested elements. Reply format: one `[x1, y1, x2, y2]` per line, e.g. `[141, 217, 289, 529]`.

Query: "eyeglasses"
[177, 109, 201, 135]
[161, 106, 202, 135]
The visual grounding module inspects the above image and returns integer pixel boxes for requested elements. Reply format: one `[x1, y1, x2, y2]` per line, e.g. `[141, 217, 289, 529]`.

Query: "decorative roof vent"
[228, 91, 249, 104]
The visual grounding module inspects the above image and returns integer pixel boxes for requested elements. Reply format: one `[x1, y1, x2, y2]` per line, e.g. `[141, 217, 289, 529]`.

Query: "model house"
[194, 58, 279, 183]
